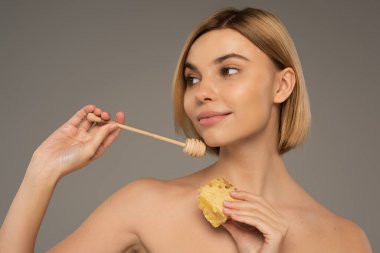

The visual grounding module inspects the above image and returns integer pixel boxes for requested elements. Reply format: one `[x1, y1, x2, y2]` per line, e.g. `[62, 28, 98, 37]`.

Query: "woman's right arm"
[0, 163, 59, 252]
[0, 104, 140, 252]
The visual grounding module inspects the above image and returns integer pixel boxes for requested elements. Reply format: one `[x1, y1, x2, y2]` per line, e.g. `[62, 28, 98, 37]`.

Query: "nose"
[194, 78, 217, 103]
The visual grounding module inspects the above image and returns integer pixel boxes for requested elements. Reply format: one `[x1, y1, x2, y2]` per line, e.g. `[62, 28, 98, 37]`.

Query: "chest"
[131, 186, 328, 253]
[141, 222, 238, 253]
[137, 207, 326, 253]
[136, 198, 238, 253]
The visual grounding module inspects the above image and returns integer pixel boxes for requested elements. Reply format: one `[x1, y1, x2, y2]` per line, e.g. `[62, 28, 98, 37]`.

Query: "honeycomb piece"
[198, 178, 236, 228]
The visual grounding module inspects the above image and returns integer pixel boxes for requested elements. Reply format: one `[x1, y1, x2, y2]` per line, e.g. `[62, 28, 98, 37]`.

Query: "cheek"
[238, 90, 269, 120]
[228, 77, 274, 128]
[183, 91, 193, 120]
[229, 79, 270, 109]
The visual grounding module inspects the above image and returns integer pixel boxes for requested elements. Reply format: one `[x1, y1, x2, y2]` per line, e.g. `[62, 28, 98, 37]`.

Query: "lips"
[197, 111, 232, 121]
[196, 111, 232, 127]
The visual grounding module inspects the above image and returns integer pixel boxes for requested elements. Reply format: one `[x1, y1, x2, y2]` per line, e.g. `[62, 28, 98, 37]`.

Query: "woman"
[0, 7, 372, 253]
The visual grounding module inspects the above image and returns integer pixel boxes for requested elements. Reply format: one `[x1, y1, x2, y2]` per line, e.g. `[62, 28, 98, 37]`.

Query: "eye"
[184, 75, 200, 86]
[221, 67, 239, 76]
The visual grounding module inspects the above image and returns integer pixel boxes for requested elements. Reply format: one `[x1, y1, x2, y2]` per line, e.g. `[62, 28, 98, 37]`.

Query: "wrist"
[24, 163, 61, 190]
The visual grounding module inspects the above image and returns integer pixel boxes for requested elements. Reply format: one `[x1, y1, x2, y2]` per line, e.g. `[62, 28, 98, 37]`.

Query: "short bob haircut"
[172, 7, 311, 156]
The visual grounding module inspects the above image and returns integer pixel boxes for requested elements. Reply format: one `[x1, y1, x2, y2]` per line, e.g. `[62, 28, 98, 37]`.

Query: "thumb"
[86, 123, 118, 157]
[222, 219, 251, 242]
[222, 219, 240, 237]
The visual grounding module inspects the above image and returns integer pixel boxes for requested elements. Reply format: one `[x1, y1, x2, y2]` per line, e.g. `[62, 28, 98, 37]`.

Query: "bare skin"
[0, 28, 372, 252]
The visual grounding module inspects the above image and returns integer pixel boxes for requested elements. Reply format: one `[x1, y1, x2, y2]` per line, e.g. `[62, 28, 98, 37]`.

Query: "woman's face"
[183, 28, 282, 148]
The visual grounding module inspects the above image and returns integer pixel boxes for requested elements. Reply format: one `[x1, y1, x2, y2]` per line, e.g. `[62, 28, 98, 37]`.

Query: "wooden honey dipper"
[87, 113, 206, 157]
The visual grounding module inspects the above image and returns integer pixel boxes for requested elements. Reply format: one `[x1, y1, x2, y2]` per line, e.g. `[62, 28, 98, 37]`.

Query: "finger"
[224, 200, 282, 225]
[90, 128, 120, 160]
[228, 213, 276, 239]
[85, 123, 119, 158]
[222, 219, 266, 253]
[67, 104, 96, 127]
[101, 111, 110, 120]
[114, 111, 125, 124]
[88, 110, 117, 135]
[222, 220, 243, 238]
[90, 107, 103, 129]
[230, 191, 280, 216]
[224, 206, 289, 240]
[88, 107, 108, 133]
[223, 206, 279, 230]
[231, 213, 288, 245]
[92, 126, 121, 159]
[90, 112, 125, 159]
[81, 110, 110, 132]
[94, 107, 103, 116]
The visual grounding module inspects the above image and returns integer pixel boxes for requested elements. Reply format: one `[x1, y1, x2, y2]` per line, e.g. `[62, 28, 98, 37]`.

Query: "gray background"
[1, 0, 379, 252]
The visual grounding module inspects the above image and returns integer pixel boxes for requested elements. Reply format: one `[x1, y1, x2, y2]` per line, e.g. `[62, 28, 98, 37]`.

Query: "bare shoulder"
[118, 177, 188, 200]
[114, 177, 173, 213]
[46, 178, 168, 252]
[118, 177, 168, 197]
[115, 177, 190, 217]
[288, 201, 372, 253]
[329, 214, 372, 252]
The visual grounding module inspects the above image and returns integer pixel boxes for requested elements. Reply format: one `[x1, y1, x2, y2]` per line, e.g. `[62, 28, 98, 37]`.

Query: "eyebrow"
[184, 53, 250, 73]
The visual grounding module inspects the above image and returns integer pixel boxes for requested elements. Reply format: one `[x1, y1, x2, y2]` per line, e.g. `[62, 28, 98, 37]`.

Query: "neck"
[214, 148, 288, 200]
[205, 112, 293, 203]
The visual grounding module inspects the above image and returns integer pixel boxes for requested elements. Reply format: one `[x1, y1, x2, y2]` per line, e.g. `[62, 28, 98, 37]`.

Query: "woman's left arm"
[222, 191, 289, 253]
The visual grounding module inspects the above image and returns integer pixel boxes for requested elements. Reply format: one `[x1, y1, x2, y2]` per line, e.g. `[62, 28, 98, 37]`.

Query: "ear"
[273, 67, 296, 104]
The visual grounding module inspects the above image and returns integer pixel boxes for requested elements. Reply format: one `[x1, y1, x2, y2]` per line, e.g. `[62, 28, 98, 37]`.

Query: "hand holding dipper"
[87, 113, 206, 157]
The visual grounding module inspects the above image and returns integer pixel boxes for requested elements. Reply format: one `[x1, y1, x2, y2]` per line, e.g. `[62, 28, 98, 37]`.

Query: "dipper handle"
[87, 113, 206, 157]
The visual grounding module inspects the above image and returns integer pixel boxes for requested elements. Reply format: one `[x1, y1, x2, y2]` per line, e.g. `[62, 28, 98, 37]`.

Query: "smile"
[199, 113, 231, 127]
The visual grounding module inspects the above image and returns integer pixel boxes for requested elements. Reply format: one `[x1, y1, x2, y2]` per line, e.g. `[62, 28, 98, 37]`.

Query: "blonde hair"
[172, 7, 311, 156]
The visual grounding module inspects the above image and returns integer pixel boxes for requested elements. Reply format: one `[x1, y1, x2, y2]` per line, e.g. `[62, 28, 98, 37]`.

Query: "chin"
[201, 132, 231, 148]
